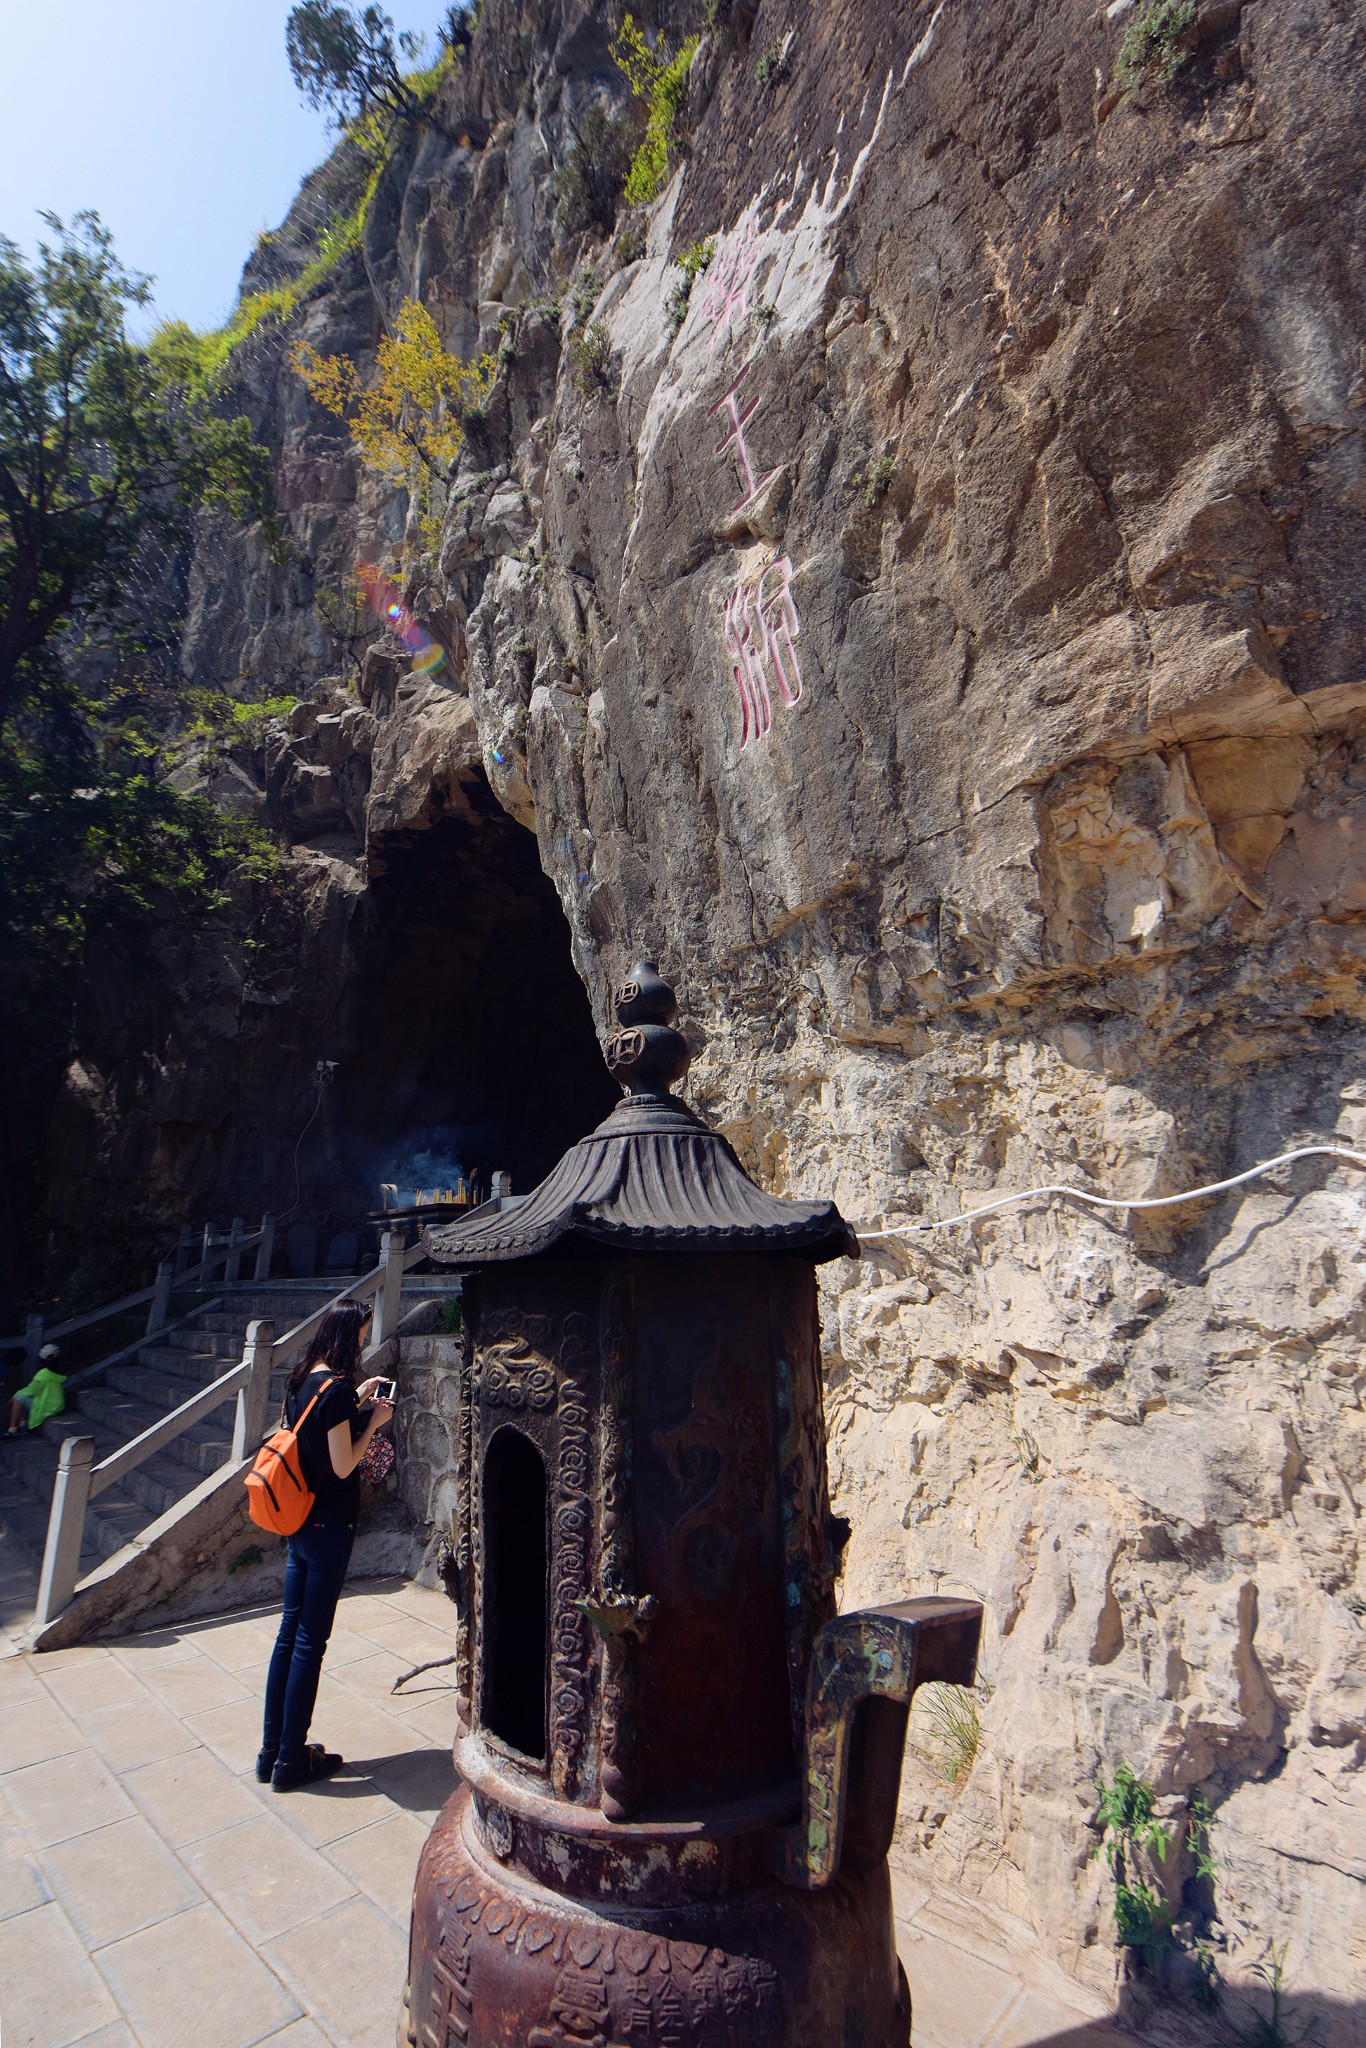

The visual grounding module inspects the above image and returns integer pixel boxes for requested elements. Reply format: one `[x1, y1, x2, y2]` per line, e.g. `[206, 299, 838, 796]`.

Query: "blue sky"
[0, 0, 444, 338]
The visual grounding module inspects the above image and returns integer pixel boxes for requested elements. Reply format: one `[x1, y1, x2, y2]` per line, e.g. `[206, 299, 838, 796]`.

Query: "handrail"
[63, 1297, 225, 1398]
[32, 1226, 437, 1629]
[2, 1214, 275, 1362]
[41, 1283, 163, 1344]
[160, 1231, 266, 1297]
[270, 1235, 430, 1374]
[2, 1273, 168, 1352]
[89, 1360, 251, 1499]
[273, 1270, 384, 1369]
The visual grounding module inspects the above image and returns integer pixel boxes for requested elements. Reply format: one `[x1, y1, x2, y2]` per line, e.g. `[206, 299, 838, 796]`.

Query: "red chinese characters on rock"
[689, 219, 808, 747]
[699, 217, 759, 355]
[721, 556, 803, 748]
[709, 363, 774, 518]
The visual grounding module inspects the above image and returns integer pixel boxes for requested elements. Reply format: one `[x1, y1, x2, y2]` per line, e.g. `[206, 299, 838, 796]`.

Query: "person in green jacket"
[6, 1344, 65, 1435]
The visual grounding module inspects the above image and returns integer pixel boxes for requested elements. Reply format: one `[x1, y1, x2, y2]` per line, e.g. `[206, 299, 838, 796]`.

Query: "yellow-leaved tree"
[292, 301, 494, 552]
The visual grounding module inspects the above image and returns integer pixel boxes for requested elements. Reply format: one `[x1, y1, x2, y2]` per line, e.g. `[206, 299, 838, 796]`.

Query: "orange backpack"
[244, 1376, 336, 1535]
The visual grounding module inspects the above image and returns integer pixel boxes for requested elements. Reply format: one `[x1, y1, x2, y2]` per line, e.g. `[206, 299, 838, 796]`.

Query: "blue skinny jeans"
[262, 1511, 355, 1768]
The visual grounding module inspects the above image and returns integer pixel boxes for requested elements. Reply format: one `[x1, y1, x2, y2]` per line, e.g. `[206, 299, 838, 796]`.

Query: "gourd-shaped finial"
[604, 962, 691, 1095]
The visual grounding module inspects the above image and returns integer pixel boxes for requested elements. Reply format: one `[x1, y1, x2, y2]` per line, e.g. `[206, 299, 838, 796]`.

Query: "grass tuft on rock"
[1115, 0, 1197, 99]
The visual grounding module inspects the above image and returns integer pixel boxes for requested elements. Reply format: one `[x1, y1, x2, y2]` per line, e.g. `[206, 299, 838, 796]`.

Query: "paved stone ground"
[0, 1564, 1141, 2048]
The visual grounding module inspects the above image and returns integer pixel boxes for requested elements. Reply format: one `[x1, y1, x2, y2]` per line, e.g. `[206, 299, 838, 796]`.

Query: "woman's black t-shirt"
[286, 1368, 363, 1527]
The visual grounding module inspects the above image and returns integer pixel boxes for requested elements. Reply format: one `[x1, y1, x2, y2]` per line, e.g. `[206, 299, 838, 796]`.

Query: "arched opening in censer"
[481, 1424, 548, 1761]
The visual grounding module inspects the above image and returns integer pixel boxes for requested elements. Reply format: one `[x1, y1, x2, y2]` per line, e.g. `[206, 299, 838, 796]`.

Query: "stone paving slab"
[0, 1573, 1144, 2048]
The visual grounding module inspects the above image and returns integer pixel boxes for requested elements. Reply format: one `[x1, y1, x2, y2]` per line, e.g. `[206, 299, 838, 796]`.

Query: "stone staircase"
[0, 1282, 342, 1581]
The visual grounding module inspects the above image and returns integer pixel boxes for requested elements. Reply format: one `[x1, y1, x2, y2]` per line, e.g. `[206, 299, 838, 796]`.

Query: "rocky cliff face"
[51, 0, 1366, 2026]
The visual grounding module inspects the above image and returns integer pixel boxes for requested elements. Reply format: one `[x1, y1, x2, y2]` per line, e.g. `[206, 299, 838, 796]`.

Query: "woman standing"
[258, 1300, 394, 1791]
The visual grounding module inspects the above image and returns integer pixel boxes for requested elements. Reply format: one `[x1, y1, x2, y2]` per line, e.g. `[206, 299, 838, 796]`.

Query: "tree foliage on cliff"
[0, 214, 286, 1310]
[0, 709, 283, 1318]
[1114, 0, 1197, 97]
[292, 300, 493, 551]
[556, 106, 635, 238]
[0, 744, 279, 967]
[0, 213, 272, 726]
[285, 2, 456, 131]
[610, 16, 699, 208]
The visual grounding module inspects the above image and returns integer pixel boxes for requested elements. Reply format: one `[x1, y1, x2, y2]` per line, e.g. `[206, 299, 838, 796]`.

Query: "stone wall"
[391, 1319, 464, 1547]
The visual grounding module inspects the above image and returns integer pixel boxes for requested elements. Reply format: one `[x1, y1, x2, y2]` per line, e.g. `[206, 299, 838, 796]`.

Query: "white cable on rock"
[275, 1079, 326, 1226]
[855, 1145, 1366, 1242]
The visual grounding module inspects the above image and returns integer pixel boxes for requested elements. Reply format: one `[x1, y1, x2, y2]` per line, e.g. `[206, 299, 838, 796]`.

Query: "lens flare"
[355, 560, 446, 679]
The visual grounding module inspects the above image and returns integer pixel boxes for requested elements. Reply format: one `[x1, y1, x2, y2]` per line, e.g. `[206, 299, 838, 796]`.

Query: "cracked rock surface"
[45, 1, 1366, 2024]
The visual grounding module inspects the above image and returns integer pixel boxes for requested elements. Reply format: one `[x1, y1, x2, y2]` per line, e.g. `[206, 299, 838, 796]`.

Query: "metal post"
[373, 1230, 407, 1348]
[145, 1257, 174, 1338]
[254, 1212, 275, 1283]
[35, 1435, 95, 1626]
[231, 1319, 277, 1462]
[24, 1314, 43, 1370]
[225, 1217, 245, 1285]
[175, 1223, 195, 1276]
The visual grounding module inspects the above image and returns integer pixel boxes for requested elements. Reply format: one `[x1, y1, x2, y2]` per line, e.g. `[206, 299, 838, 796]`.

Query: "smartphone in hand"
[372, 1379, 398, 1405]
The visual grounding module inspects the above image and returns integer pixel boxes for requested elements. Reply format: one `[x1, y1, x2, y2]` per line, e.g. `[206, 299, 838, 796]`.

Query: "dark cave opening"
[328, 799, 617, 1219]
[482, 1425, 548, 1761]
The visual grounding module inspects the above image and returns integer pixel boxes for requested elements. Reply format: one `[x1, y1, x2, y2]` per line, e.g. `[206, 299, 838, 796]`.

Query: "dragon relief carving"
[476, 1308, 557, 1410]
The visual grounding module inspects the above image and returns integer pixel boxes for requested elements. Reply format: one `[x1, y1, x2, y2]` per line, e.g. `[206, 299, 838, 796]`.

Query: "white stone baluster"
[145, 1256, 174, 1337]
[232, 1319, 277, 1462]
[35, 1435, 95, 1626]
[224, 1217, 245, 1285]
[373, 1230, 407, 1349]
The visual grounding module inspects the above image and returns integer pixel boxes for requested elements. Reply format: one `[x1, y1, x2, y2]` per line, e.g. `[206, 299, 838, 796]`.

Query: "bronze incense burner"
[403, 965, 981, 2047]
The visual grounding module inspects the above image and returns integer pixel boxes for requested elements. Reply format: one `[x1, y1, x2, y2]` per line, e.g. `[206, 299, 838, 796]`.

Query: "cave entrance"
[331, 790, 616, 1222]
[482, 1425, 548, 1760]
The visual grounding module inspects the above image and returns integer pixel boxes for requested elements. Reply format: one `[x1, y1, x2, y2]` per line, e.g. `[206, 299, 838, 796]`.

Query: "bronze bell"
[404, 964, 981, 2047]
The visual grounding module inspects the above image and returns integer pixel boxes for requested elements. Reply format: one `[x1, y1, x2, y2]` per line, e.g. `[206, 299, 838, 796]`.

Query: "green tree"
[285, 2, 440, 129]
[0, 211, 270, 727]
[0, 214, 282, 1320]
[441, 5, 480, 53]
[610, 15, 700, 208]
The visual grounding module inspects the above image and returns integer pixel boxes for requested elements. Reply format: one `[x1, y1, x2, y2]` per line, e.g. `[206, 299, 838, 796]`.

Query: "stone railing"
[33, 1227, 427, 1628]
[1, 1215, 277, 1372]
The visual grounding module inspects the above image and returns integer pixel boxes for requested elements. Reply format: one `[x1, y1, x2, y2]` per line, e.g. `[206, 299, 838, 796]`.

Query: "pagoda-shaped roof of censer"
[425, 962, 858, 1267]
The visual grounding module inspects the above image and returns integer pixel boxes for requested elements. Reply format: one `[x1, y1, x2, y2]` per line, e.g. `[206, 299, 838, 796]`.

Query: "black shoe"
[255, 1748, 277, 1783]
[272, 1742, 343, 1791]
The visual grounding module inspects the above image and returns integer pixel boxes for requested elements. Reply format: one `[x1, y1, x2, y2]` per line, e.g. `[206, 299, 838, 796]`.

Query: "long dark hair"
[288, 1300, 371, 1394]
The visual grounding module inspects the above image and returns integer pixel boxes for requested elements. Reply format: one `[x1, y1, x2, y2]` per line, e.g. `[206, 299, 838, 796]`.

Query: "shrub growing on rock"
[1114, 0, 1197, 98]
[568, 320, 613, 398]
[610, 15, 700, 208]
[556, 105, 634, 238]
